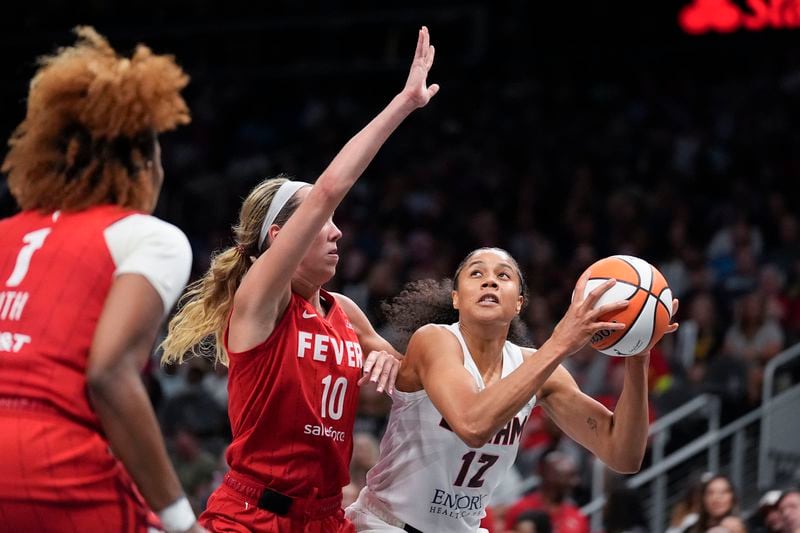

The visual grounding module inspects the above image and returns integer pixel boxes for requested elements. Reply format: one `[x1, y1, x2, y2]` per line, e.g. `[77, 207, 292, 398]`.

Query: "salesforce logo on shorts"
[304, 423, 346, 442]
[429, 489, 488, 519]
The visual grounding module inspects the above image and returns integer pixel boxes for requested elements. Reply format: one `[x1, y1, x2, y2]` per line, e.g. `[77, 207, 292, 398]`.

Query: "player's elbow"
[453, 421, 492, 449]
[312, 174, 347, 204]
[457, 432, 488, 449]
[87, 361, 133, 400]
[86, 367, 118, 398]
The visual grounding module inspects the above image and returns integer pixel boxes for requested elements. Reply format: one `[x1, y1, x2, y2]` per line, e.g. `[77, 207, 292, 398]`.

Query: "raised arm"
[232, 27, 439, 339]
[537, 299, 679, 473]
[411, 272, 629, 448]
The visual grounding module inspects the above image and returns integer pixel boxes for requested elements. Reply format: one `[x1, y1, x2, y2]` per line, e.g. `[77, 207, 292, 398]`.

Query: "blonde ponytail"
[160, 174, 302, 366]
[161, 247, 249, 366]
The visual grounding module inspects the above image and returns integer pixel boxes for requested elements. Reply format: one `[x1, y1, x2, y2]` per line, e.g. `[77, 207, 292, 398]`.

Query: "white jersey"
[363, 323, 536, 533]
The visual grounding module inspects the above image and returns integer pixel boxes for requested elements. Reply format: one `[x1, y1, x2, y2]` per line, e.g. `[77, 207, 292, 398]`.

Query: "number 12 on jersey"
[454, 451, 499, 488]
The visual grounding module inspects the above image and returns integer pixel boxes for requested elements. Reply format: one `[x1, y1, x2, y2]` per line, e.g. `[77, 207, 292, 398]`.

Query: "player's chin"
[319, 264, 337, 283]
[469, 306, 516, 323]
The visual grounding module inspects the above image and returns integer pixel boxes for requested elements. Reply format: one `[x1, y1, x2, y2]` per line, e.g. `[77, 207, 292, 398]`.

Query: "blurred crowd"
[2, 5, 800, 531]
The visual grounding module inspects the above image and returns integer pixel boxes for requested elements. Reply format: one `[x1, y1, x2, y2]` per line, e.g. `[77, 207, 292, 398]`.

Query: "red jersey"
[224, 288, 363, 499]
[0, 206, 136, 429]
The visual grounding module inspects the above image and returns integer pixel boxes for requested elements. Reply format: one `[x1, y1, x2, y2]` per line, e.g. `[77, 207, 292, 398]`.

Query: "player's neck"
[291, 279, 326, 314]
[457, 320, 508, 374]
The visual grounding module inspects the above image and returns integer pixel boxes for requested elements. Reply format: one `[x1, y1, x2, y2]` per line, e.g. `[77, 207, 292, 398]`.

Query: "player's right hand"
[548, 269, 629, 356]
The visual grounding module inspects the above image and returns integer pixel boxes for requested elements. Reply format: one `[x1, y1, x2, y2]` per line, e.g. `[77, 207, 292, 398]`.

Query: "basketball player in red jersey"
[0, 28, 205, 532]
[160, 27, 439, 533]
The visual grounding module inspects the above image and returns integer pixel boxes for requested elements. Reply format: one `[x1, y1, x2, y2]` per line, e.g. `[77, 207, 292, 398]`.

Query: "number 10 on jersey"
[321, 375, 347, 420]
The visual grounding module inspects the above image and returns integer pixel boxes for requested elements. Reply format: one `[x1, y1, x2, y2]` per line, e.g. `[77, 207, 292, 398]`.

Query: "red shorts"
[200, 471, 355, 533]
[0, 402, 158, 532]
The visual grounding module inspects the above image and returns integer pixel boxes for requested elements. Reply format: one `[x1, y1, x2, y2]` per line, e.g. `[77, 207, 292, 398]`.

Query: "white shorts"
[345, 488, 407, 532]
[345, 487, 489, 533]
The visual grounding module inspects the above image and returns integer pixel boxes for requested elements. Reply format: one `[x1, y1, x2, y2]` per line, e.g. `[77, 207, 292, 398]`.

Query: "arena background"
[2, 2, 799, 532]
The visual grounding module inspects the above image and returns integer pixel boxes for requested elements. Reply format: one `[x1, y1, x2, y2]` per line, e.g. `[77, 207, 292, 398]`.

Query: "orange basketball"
[580, 255, 673, 356]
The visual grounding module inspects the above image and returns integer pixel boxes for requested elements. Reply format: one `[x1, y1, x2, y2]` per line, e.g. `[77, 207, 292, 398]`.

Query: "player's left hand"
[401, 26, 439, 109]
[633, 299, 680, 358]
[665, 298, 680, 334]
[358, 350, 401, 395]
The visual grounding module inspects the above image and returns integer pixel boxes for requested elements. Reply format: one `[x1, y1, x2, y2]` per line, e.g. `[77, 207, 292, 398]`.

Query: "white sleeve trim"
[104, 214, 192, 315]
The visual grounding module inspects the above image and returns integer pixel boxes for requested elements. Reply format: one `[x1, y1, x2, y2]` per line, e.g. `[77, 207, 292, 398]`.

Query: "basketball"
[581, 255, 673, 357]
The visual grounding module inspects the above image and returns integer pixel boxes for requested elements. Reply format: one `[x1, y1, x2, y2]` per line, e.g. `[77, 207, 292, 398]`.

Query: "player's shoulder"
[110, 213, 188, 242]
[329, 291, 357, 312]
[414, 323, 449, 338]
[106, 213, 191, 259]
[327, 291, 366, 321]
[408, 324, 459, 352]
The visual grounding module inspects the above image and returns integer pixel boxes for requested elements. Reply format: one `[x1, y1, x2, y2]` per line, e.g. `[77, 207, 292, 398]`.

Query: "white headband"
[258, 180, 311, 250]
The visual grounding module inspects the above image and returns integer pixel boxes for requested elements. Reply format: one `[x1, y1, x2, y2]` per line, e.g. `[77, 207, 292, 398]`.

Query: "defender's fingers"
[369, 353, 387, 383]
[386, 361, 400, 395]
[362, 350, 378, 376]
[376, 357, 394, 393]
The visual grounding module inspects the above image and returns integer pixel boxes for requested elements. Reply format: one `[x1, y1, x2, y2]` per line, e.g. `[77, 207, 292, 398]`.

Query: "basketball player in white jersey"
[345, 247, 679, 533]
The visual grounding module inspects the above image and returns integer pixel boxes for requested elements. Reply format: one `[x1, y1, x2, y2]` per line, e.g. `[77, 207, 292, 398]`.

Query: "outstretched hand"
[402, 26, 439, 108]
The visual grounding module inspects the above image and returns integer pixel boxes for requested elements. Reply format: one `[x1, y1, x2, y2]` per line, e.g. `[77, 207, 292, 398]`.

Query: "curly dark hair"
[3, 26, 190, 212]
[382, 248, 531, 351]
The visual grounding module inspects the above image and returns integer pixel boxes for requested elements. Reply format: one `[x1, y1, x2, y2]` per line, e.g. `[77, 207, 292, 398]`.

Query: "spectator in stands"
[672, 292, 725, 387]
[706, 515, 747, 533]
[509, 510, 553, 533]
[504, 450, 589, 533]
[749, 489, 784, 533]
[687, 474, 743, 533]
[667, 472, 706, 533]
[707, 214, 764, 285]
[778, 488, 800, 533]
[723, 290, 785, 405]
[159, 357, 228, 440]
